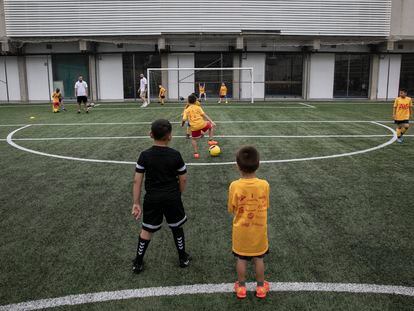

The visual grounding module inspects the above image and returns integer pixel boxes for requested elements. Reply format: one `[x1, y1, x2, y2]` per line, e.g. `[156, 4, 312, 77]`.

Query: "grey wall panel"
[4, 0, 391, 37]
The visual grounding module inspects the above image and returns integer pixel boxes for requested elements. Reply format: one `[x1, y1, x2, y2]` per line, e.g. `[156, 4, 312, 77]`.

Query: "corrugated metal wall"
[4, 0, 391, 37]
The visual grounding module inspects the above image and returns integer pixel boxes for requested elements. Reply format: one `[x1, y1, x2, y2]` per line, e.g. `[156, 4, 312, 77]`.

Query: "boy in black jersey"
[132, 119, 190, 273]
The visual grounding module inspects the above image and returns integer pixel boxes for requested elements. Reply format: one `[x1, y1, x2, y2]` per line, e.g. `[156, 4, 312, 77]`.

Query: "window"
[194, 53, 233, 97]
[265, 53, 303, 97]
[400, 54, 414, 95]
[52, 54, 89, 99]
[123, 53, 161, 99]
[334, 54, 370, 98]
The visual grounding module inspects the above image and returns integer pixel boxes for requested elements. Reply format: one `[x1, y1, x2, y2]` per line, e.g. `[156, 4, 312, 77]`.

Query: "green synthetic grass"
[0, 102, 413, 310]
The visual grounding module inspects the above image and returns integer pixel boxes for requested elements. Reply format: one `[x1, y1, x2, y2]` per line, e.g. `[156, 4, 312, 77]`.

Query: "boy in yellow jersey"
[181, 94, 217, 158]
[218, 82, 228, 104]
[158, 85, 166, 105]
[183, 93, 202, 139]
[51, 88, 62, 113]
[393, 88, 413, 143]
[228, 146, 270, 299]
[198, 82, 206, 101]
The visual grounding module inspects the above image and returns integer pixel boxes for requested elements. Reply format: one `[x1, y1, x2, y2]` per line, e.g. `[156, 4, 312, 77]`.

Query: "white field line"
[0, 120, 400, 127]
[2, 134, 397, 142]
[97, 106, 312, 110]
[0, 281, 413, 311]
[0, 102, 395, 109]
[5, 134, 414, 143]
[5, 122, 398, 166]
[299, 102, 316, 108]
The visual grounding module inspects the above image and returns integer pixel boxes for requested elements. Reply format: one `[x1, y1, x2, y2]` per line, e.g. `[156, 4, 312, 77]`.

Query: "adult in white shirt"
[74, 75, 89, 113]
[139, 73, 148, 107]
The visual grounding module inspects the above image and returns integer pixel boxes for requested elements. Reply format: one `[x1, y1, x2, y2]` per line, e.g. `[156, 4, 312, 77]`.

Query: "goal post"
[147, 67, 254, 104]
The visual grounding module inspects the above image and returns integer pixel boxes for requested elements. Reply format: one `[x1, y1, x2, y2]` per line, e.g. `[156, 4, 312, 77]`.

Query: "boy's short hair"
[188, 94, 197, 104]
[400, 88, 407, 93]
[236, 146, 260, 173]
[56, 88, 60, 92]
[151, 119, 172, 140]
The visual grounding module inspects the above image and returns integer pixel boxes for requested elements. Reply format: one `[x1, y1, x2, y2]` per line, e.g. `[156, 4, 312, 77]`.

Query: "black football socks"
[171, 227, 186, 258]
[135, 237, 150, 265]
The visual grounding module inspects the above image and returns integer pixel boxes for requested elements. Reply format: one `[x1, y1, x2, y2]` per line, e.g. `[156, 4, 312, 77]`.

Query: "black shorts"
[394, 120, 409, 125]
[160, 96, 165, 99]
[142, 197, 187, 232]
[77, 96, 88, 104]
[220, 95, 226, 98]
[233, 249, 269, 261]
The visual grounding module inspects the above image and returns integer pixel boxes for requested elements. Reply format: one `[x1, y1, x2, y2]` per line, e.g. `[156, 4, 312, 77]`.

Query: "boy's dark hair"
[236, 146, 260, 173]
[56, 88, 60, 92]
[400, 88, 407, 93]
[188, 94, 197, 104]
[151, 119, 172, 140]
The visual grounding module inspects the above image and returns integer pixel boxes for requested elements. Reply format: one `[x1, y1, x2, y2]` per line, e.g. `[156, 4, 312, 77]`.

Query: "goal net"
[147, 67, 254, 104]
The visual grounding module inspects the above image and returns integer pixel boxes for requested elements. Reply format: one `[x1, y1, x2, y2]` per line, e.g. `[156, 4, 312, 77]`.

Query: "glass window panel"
[52, 54, 89, 99]
[334, 54, 370, 98]
[122, 53, 161, 99]
[400, 54, 414, 95]
[265, 54, 303, 97]
[195, 53, 233, 97]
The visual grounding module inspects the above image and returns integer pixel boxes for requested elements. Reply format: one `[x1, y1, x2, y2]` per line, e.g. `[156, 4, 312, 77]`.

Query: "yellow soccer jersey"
[219, 85, 227, 96]
[183, 100, 201, 112]
[228, 178, 269, 256]
[51, 92, 61, 103]
[159, 87, 166, 97]
[394, 96, 412, 121]
[199, 85, 205, 94]
[182, 104, 206, 131]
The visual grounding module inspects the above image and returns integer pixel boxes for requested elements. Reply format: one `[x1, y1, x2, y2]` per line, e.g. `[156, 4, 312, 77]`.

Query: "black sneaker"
[132, 259, 144, 274]
[77, 110, 81, 114]
[179, 253, 192, 268]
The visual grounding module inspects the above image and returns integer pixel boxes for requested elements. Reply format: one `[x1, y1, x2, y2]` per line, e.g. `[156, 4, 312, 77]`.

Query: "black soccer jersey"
[136, 146, 187, 201]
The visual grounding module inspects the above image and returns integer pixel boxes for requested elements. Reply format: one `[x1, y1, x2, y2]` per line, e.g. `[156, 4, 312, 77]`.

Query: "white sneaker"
[141, 102, 149, 108]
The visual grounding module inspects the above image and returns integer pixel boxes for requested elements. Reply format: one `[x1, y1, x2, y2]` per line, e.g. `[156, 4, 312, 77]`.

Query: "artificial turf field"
[0, 101, 413, 310]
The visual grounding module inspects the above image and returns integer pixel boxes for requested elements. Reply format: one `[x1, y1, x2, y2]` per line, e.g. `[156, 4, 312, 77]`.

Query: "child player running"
[181, 94, 218, 159]
[228, 146, 270, 299]
[393, 88, 413, 143]
[182, 93, 202, 139]
[132, 119, 191, 273]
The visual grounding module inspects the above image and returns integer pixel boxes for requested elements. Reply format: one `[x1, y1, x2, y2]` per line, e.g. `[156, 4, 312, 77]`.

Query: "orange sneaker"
[207, 140, 218, 146]
[194, 153, 200, 159]
[234, 282, 247, 299]
[255, 281, 270, 299]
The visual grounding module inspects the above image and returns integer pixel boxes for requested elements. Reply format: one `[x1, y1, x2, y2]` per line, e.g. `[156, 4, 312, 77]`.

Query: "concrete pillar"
[17, 56, 28, 102]
[302, 53, 310, 100]
[89, 54, 98, 101]
[233, 53, 240, 99]
[0, 0, 8, 54]
[161, 53, 168, 98]
[369, 54, 380, 100]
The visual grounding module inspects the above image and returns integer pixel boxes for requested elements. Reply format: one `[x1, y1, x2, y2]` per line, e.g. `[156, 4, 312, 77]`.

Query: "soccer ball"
[90, 102, 95, 107]
[209, 145, 221, 157]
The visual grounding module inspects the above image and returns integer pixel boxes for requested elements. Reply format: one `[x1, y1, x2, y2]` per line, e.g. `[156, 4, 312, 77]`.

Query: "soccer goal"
[147, 67, 254, 104]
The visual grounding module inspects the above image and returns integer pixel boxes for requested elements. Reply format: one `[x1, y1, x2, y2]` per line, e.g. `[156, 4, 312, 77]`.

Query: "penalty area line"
[0, 281, 413, 310]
